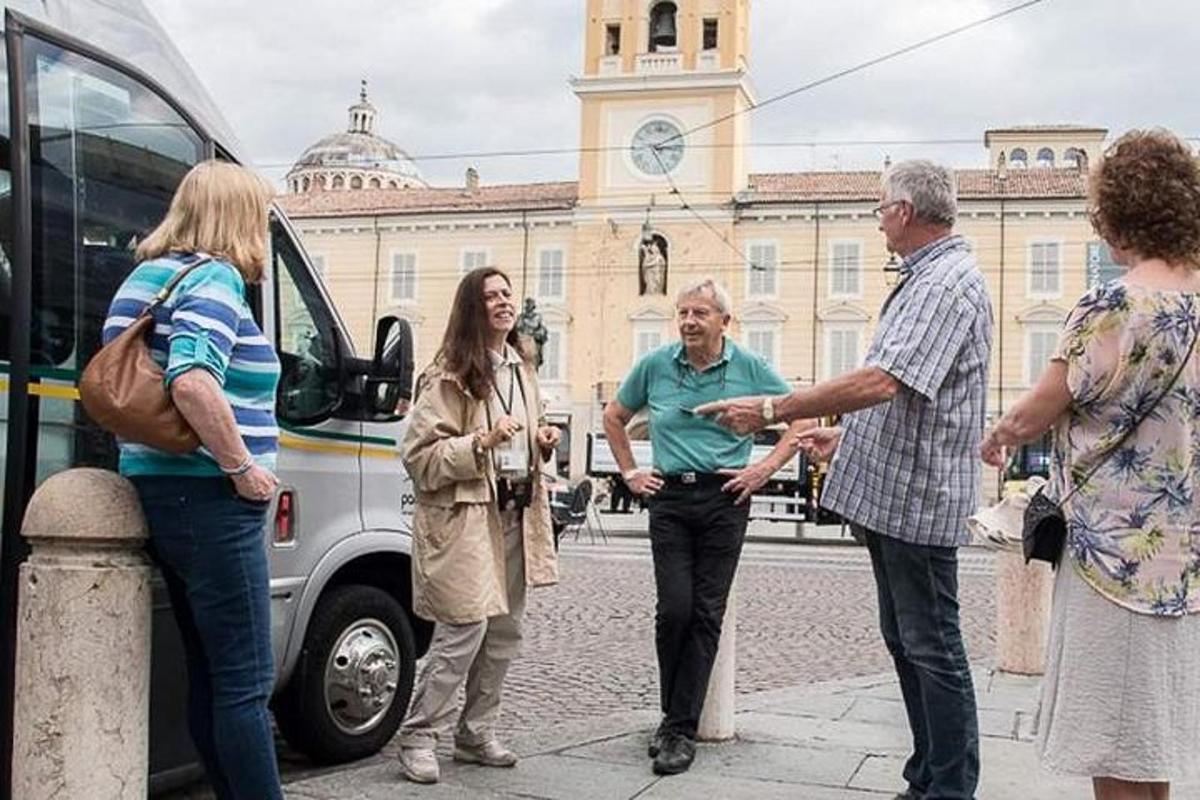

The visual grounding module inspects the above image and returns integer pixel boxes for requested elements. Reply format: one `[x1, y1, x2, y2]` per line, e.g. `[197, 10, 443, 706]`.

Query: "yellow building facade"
[277, 0, 1113, 477]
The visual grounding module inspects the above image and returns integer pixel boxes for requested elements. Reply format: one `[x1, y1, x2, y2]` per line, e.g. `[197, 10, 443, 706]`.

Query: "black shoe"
[647, 728, 664, 758]
[894, 790, 925, 800]
[652, 733, 696, 775]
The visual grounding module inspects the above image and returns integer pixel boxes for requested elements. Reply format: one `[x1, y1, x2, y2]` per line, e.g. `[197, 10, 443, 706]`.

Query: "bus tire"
[275, 584, 416, 764]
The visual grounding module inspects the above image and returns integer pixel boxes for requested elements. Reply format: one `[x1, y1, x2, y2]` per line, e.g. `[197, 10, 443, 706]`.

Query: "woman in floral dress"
[981, 129, 1200, 800]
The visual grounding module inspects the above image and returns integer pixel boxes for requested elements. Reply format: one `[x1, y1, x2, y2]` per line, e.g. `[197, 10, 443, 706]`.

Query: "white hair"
[883, 159, 958, 227]
[675, 277, 732, 316]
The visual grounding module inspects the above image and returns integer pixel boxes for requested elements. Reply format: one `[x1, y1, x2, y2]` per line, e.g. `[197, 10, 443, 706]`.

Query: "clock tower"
[572, 0, 754, 208]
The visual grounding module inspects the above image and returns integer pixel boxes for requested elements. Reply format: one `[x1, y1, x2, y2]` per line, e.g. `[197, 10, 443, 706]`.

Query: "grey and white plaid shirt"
[821, 235, 993, 547]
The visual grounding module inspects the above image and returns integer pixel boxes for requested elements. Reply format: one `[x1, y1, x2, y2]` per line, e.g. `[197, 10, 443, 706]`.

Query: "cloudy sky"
[143, 0, 1199, 188]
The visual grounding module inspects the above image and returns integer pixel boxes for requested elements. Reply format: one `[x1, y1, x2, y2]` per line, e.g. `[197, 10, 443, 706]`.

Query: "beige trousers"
[399, 510, 526, 748]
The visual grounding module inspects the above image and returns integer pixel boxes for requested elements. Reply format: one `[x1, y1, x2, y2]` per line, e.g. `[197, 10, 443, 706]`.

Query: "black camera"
[496, 478, 532, 511]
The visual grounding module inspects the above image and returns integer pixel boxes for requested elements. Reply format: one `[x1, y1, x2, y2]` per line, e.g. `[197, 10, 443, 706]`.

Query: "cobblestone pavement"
[473, 538, 997, 744]
[162, 537, 998, 796]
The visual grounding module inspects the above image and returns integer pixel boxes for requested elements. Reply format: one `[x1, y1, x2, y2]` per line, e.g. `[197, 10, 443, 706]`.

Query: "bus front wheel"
[275, 584, 416, 764]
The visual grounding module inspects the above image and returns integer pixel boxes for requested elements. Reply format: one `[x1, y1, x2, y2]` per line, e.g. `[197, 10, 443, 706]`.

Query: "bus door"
[0, 14, 210, 790]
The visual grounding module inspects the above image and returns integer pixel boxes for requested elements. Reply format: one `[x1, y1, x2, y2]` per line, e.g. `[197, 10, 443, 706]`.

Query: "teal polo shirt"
[616, 337, 792, 474]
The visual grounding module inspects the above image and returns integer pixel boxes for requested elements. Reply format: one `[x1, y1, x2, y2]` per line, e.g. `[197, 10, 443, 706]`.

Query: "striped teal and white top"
[102, 252, 280, 477]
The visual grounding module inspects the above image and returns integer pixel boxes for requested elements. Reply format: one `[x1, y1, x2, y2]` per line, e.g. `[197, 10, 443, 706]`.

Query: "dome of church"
[286, 82, 426, 193]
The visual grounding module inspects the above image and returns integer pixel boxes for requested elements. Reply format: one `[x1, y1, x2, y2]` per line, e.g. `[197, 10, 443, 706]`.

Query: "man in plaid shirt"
[698, 160, 992, 800]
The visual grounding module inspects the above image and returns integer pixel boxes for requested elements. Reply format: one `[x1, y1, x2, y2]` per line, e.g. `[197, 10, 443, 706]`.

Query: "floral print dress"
[1051, 281, 1200, 616]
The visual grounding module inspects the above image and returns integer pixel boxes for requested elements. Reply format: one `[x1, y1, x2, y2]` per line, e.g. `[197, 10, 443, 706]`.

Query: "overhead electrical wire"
[665, 0, 1051, 144]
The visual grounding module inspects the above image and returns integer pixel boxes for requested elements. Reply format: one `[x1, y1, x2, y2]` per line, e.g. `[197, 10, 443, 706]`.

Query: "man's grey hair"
[676, 277, 732, 316]
[883, 159, 958, 227]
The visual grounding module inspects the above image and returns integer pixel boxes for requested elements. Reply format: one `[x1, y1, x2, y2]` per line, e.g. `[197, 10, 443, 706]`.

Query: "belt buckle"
[681, 471, 697, 485]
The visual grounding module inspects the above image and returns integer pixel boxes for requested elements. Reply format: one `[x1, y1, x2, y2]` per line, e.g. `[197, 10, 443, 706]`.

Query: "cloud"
[143, 0, 1200, 185]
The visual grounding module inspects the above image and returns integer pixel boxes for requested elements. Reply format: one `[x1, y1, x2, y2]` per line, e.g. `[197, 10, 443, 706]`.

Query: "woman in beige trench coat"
[397, 267, 559, 784]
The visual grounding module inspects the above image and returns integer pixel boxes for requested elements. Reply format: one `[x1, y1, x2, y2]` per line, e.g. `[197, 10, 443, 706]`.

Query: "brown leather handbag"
[80, 257, 214, 454]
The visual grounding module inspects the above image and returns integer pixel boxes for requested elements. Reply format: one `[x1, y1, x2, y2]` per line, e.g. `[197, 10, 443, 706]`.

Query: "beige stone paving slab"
[839, 695, 1022, 741]
[638, 773, 895, 800]
[849, 741, 1093, 800]
[562, 732, 866, 789]
[736, 710, 912, 753]
[442, 753, 656, 800]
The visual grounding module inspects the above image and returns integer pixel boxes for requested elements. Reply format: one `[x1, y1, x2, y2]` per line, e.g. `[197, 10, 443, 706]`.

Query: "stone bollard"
[697, 581, 736, 741]
[994, 550, 1054, 675]
[12, 468, 152, 800]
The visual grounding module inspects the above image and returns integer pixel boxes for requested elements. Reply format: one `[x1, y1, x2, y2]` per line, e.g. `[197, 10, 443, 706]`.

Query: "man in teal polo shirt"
[602, 277, 811, 776]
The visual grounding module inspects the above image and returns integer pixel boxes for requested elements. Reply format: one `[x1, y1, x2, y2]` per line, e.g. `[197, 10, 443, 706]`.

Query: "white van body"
[0, 2, 426, 790]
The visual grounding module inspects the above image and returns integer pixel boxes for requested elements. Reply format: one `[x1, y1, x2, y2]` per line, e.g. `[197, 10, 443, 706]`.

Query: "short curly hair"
[1089, 129, 1200, 265]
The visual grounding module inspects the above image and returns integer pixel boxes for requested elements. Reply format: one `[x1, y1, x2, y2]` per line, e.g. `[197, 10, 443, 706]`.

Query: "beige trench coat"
[401, 357, 559, 625]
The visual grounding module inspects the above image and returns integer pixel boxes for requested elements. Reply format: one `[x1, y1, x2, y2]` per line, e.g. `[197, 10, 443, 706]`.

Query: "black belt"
[660, 471, 727, 488]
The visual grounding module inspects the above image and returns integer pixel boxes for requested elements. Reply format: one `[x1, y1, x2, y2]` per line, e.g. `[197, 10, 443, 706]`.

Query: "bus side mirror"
[366, 315, 414, 416]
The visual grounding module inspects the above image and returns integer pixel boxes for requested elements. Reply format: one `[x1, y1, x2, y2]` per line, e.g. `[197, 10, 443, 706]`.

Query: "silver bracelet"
[221, 454, 254, 477]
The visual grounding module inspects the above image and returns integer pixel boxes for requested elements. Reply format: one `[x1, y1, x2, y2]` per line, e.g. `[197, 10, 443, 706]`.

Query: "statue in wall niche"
[516, 297, 548, 368]
[639, 235, 668, 296]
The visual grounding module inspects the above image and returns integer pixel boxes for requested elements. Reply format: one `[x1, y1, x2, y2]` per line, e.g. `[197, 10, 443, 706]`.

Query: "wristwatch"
[762, 396, 775, 424]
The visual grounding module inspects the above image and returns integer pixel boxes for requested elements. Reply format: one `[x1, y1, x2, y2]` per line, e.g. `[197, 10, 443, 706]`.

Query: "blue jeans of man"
[649, 476, 749, 738]
[132, 476, 283, 800]
[858, 526, 979, 800]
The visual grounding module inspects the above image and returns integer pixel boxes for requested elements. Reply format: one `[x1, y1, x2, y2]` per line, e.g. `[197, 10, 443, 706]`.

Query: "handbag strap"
[140, 254, 215, 316]
[1061, 317, 1199, 505]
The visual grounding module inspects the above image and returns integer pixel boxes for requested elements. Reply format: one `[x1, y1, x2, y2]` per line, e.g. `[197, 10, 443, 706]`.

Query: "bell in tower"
[649, 1, 677, 52]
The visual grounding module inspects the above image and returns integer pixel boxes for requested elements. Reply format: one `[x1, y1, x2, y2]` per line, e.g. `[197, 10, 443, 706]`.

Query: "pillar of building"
[12, 468, 152, 799]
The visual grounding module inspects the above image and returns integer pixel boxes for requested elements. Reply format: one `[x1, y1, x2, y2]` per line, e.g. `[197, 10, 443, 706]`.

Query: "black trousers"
[649, 478, 750, 738]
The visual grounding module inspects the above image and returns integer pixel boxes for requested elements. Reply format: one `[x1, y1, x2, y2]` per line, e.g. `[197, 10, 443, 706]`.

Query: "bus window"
[0, 39, 12, 524]
[272, 220, 341, 424]
[22, 35, 204, 478]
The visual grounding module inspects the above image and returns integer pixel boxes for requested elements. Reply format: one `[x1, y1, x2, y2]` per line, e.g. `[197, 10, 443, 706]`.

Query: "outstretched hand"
[719, 462, 771, 505]
[693, 396, 765, 435]
[794, 426, 842, 463]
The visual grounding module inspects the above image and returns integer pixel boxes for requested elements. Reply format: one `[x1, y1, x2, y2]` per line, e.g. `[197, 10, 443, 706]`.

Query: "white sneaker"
[453, 739, 518, 767]
[399, 746, 439, 783]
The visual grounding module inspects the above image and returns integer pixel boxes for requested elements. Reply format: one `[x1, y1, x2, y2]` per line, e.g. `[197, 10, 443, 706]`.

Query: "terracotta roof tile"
[275, 181, 579, 217]
[741, 168, 1087, 203]
[275, 169, 1087, 218]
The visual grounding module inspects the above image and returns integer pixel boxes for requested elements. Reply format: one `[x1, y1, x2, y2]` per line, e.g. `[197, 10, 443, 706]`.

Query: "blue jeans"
[859, 526, 979, 800]
[132, 476, 283, 800]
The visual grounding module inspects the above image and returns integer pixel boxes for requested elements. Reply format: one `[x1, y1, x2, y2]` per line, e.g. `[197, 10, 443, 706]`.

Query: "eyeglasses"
[871, 199, 906, 219]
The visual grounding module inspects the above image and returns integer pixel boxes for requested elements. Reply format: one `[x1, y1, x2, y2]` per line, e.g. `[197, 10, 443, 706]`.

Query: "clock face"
[630, 119, 685, 175]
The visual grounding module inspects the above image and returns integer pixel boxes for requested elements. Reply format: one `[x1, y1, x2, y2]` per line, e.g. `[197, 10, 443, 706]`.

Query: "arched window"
[1010, 148, 1028, 168]
[369, 177, 381, 189]
[350, 175, 363, 190]
[1064, 148, 1087, 169]
[332, 175, 345, 189]
[301, 176, 310, 192]
[389, 180, 399, 189]
[649, 1, 678, 52]
[1037, 148, 1055, 167]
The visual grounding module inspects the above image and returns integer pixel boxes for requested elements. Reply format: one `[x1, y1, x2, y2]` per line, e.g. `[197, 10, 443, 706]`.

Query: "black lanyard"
[675, 358, 728, 392]
[493, 362, 520, 416]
